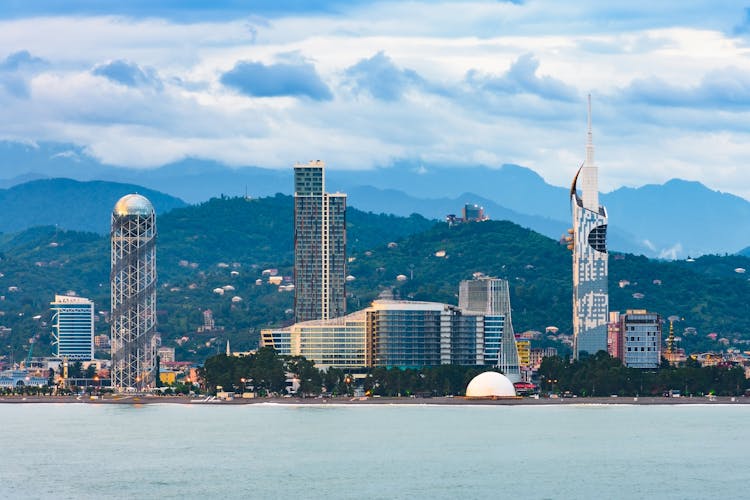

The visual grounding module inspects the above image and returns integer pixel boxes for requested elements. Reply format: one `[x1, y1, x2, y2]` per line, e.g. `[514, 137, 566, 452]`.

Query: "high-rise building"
[51, 295, 94, 360]
[459, 276, 520, 381]
[110, 194, 157, 392]
[293, 160, 347, 322]
[570, 95, 609, 359]
[618, 309, 662, 369]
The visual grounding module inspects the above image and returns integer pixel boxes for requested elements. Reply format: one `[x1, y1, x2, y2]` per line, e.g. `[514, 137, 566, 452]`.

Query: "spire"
[226, 339, 231, 356]
[580, 93, 599, 211]
[585, 93, 594, 167]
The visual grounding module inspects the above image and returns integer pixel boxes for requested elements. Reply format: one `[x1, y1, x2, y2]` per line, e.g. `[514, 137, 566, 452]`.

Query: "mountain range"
[1, 140, 749, 258]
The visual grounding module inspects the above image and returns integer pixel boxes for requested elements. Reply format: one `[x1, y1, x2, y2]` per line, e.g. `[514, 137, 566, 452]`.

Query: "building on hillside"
[610, 309, 662, 368]
[111, 194, 157, 392]
[51, 294, 94, 361]
[462, 203, 487, 222]
[570, 95, 609, 359]
[293, 160, 347, 322]
[458, 276, 520, 381]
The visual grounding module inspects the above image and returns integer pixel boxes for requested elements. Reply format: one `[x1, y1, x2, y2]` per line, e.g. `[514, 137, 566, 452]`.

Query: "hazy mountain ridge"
[1, 141, 749, 257]
[0, 178, 187, 234]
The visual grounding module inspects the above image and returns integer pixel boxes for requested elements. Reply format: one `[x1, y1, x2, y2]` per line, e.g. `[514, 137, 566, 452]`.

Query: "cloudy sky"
[1, 1, 750, 196]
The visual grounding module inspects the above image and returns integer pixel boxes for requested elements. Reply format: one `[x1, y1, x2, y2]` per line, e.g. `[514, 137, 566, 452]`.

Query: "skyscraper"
[459, 276, 520, 381]
[571, 96, 609, 359]
[51, 295, 94, 360]
[294, 160, 347, 322]
[110, 194, 157, 391]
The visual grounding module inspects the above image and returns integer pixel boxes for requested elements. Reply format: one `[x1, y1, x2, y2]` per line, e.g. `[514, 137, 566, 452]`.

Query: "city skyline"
[0, 2, 750, 200]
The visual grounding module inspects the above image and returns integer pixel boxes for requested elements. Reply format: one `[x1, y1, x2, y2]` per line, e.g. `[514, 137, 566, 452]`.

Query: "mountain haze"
[1, 141, 749, 257]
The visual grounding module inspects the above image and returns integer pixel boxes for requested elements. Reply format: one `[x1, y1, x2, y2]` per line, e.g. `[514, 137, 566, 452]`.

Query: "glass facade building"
[263, 300, 498, 370]
[571, 97, 609, 359]
[459, 277, 520, 381]
[294, 161, 347, 322]
[51, 295, 94, 360]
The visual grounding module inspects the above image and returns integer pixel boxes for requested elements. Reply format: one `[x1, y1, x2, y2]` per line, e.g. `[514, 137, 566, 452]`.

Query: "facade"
[462, 204, 486, 222]
[51, 295, 94, 360]
[620, 310, 662, 369]
[294, 160, 347, 322]
[110, 194, 157, 392]
[571, 96, 609, 359]
[607, 312, 624, 361]
[262, 299, 495, 370]
[459, 276, 520, 381]
[157, 346, 175, 364]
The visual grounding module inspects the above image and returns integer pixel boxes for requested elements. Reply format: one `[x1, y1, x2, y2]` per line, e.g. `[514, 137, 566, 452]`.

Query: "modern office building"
[459, 276, 520, 381]
[262, 299, 494, 370]
[611, 309, 662, 369]
[570, 95, 609, 359]
[293, 160, 347, 322]
[50, 295, 94, 360]
[110, 194, 157, 392]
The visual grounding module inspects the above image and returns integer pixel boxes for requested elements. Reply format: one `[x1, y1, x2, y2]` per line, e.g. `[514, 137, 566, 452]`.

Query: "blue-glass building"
[51, 295, 94, 360]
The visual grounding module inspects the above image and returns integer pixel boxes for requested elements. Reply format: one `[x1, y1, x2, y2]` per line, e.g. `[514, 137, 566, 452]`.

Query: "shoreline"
[0, 395, 748, 406]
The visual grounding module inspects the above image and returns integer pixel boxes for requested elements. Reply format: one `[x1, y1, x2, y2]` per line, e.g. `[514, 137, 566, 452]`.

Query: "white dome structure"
[113, 194, 154, 216]
[465, 371, 516, 398]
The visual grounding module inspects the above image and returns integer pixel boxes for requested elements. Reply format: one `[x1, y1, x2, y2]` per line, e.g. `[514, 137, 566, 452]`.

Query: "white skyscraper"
[570, 95, 609, 359]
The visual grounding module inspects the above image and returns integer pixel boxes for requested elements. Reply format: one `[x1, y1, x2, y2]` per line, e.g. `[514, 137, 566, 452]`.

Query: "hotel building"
[51, 295, 94, 360]
[293, 160, 347, 322]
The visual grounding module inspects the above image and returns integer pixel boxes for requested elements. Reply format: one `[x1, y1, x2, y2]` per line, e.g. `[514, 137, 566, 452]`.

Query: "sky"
[1, 1, 750, 196]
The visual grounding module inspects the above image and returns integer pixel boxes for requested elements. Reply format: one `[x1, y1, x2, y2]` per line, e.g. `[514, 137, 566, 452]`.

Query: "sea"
[1, 403, 747, 499]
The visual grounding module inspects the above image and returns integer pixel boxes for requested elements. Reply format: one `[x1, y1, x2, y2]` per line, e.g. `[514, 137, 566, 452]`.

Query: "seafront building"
[609, 309, 662, 369]
[570, 96, 609, 359]
[293, 160, 347, 322]
[458, 276, 520, 381]
[110, 194, 157, 392]
[50, 295, 94, 361]
[262, 299, 500, 370]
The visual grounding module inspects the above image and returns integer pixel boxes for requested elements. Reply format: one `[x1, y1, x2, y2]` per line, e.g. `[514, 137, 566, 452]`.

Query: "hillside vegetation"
[0, 196, 747, 363]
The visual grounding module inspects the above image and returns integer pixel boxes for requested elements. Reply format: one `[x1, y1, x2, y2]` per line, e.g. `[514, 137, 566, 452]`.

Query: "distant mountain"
[603, 179, 750, 258]
[0, 178, 186, 234]
[2, 141, 750, 257]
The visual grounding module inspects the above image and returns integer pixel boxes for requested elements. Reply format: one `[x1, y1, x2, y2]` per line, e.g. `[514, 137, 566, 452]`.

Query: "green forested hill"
[346, 221, 750, 354]
[0, 196, 747, 364]
[0, 195, 435, 362]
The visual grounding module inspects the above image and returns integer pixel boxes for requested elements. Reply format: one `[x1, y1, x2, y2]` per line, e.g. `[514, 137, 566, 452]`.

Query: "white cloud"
[0, 1, 748, 199]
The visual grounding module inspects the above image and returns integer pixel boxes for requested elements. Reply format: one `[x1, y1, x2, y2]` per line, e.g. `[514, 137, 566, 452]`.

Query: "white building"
[570, 96, 609, 359]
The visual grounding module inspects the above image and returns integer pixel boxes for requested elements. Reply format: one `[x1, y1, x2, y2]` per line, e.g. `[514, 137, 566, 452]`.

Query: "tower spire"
[585, 93, 594, 167]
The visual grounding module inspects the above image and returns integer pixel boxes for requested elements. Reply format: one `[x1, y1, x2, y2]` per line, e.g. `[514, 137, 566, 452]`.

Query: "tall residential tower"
[51, 295, 94, 361]
[570, 96, 609, 358]
[111, 194, 157, 391]
[294, 161, 347, 322]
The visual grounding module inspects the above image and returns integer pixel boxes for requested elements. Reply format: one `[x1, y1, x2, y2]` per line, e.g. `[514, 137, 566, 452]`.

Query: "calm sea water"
[1, 403, 747, 499]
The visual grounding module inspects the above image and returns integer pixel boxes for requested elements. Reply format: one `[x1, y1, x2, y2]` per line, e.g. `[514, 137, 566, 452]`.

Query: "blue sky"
[1, 1, 750, 196]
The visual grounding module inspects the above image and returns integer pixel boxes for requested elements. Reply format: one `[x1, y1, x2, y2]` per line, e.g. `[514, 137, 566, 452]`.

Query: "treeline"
[200, 348, 491, 397]
[538, 352, 749, 397]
